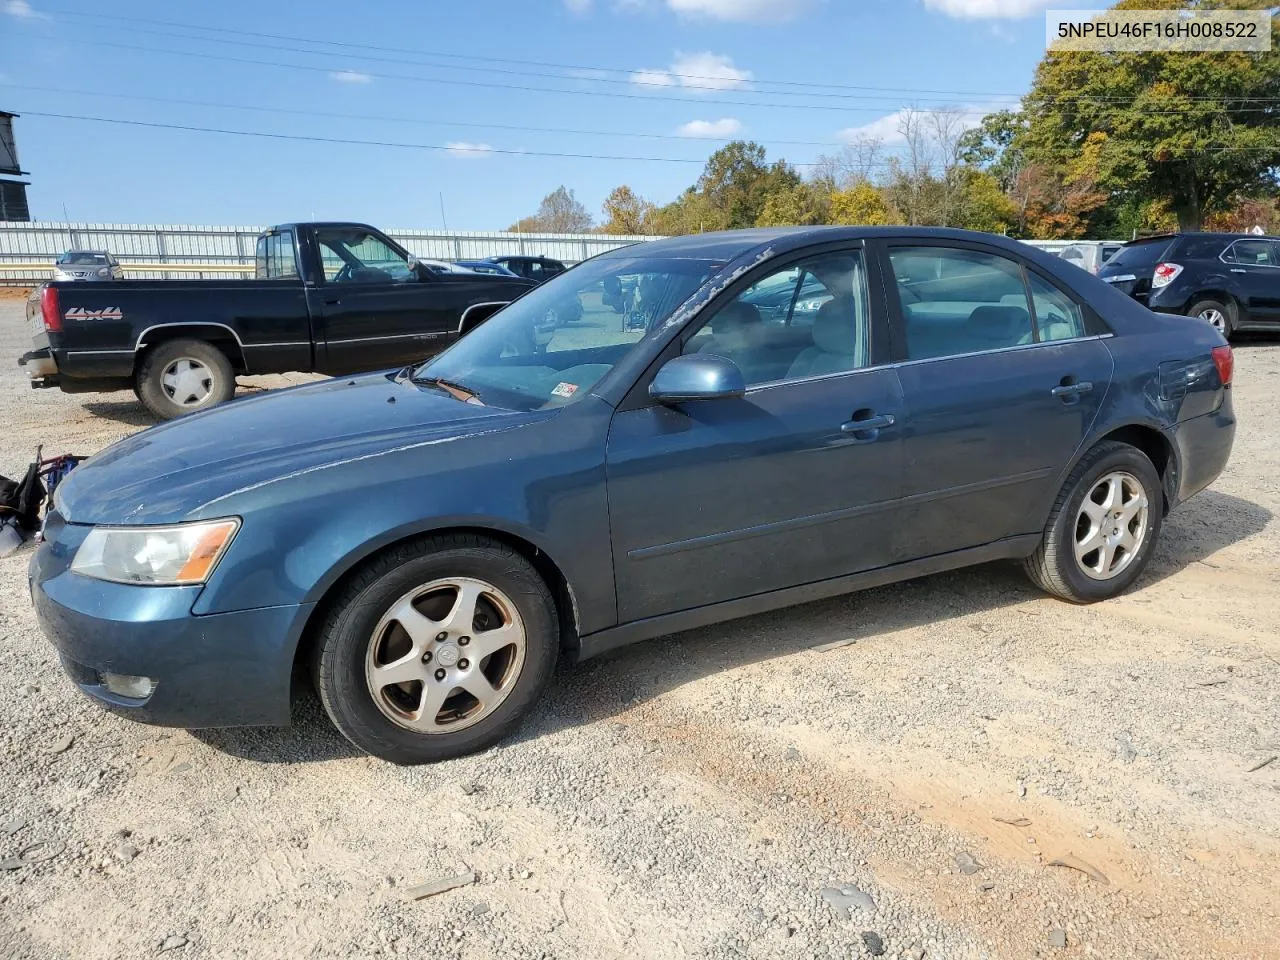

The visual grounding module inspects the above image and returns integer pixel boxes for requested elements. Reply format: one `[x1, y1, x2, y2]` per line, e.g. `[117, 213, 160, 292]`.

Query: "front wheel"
[1023, 442, 1163, 603]
[312, 536, 558, 764]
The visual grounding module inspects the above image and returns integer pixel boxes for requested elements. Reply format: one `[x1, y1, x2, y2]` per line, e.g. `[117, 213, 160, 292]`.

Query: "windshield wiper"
[411, 375, 483, 404]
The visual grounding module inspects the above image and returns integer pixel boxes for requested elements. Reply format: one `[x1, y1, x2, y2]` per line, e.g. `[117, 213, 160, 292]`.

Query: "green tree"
[951, 169, 1018, 234]
[1023, 0, 1280, 231]
[958, 110, 1028, 193]
[756, 182, 830, 226]
[600, 185, 656, 235]
[696, 141, 801, 229]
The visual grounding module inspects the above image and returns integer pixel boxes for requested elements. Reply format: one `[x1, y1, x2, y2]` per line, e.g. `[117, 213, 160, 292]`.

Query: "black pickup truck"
[19, 221, 534, 419]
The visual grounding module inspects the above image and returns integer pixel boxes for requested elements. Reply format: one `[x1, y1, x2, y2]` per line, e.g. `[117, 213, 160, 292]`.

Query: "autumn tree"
[1023, 0, 1280, 230]
[696, 141, 801, 229]
[829, 182, 896, 225]
[600, 186, 656, 235]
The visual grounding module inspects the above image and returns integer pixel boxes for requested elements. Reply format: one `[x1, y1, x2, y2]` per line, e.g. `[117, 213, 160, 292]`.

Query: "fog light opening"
[101, 673, 156, 699]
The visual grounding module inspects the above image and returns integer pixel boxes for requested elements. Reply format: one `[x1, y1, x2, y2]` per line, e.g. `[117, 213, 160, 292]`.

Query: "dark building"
[0, 111, 31, 222]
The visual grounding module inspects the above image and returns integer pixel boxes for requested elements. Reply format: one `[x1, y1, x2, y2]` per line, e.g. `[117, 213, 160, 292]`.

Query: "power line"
[0, 83, 857, 149]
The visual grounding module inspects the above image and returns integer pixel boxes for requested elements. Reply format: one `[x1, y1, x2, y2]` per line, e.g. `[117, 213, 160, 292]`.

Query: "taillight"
[39, 284, 61, 333]
[1151, 262, 1183, 288]
[1211, 344, 1233, 386]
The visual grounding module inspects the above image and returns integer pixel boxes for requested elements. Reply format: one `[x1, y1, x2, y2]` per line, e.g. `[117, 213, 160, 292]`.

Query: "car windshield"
[412, 254, 720, 412]
[57, 252, 109, 265]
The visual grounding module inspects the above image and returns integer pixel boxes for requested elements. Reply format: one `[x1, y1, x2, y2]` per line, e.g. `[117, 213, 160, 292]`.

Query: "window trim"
[876, 238, 1107, 363]
[1219, 238, 1280, 269]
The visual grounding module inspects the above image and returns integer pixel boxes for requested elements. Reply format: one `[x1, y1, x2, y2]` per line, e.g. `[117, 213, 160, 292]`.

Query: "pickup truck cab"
[19, 221, 534, 419]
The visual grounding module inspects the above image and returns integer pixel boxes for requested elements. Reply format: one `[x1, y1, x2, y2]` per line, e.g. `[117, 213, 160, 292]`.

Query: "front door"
[881, 241, 1114, 560]
[309, 226, 452, 374]
[606, 246, 906, 623]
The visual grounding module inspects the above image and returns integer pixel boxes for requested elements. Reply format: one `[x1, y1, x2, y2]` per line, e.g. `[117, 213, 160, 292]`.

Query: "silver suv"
[53, 250, 123, 281]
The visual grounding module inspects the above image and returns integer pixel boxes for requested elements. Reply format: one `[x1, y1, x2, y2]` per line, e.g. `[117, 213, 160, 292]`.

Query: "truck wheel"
[1023, 441, 1163, 603]
[135, 339, 236, 420]
[312, 535, 558, 764]
[1188, 298, 1234, 338]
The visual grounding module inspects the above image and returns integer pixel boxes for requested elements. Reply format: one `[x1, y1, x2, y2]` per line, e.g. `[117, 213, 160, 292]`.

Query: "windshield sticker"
[551, 382, 579, 399]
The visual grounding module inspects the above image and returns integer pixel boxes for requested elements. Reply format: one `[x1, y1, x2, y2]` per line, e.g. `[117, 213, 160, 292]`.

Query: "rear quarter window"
[1105, 239, 1174, 270]
[1171, 237, 1230, 260]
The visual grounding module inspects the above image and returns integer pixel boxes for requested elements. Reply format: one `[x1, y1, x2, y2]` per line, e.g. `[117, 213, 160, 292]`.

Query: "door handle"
[1051, 380, 1093, 399]
[1230, 268, 1246, 274]
[323, 296, 342, 306]
[841, 412, 896, 440]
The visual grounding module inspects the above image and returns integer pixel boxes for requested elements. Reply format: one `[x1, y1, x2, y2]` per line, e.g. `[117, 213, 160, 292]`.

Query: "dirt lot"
[0, 300, 1277, 960]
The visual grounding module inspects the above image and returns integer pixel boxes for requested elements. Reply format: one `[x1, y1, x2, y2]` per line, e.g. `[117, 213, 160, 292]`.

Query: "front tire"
[135, 338, 236, 420]
[312, 535, 558, 764]
[1188, 298, 1234, 338]
[1024, 442, 1163, 603]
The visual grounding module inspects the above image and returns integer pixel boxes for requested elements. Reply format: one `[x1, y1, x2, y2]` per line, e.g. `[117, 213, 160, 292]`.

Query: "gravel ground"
[0, 299, 1277, 960]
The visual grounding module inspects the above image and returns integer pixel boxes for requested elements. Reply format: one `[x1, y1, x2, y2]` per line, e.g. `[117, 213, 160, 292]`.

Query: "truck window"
[255, 230, 299, 280]
[315, 228, 415, 283]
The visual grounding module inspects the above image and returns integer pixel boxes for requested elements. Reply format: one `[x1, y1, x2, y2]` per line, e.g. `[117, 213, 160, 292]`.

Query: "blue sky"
[0, 0, 1109, 229]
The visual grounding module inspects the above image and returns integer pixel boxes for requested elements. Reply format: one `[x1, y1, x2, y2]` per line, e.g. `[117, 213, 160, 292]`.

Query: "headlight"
[71, 519, 240, 585]
[795, 297, 831, 312]
[96, 267, 111, 278]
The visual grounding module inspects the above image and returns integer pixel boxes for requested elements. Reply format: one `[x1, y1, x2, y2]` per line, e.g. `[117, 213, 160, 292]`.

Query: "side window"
[527, 262, 545, 282]
[888, 246, 1032, 360]
[682, 251, 870, 386]
[1226, 239, 1277, 266]
[1026, 272, 1086, 341]
[315, 228, 413, 283]
[255, 231, 298, 280]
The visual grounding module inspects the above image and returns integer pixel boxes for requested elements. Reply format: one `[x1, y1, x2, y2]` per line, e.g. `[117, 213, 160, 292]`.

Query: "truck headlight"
[71, 519, 239, 585]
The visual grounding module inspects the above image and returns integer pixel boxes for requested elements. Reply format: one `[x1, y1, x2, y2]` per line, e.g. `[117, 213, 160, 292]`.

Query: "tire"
[135, 338, 236, 420]
[312, 535, 558, 764]
[1023, 441, 1163, 603]
[1188, 298, 1234, 339]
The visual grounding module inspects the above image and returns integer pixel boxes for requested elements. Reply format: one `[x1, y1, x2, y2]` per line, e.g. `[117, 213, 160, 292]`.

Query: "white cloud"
[446, 142, 494, 158]
[330, 70, 372, 84]
[838, 107, 989, 146]
[677, 118, 743, 138]
[563, 0, 592, 12]
[3, 0, 50, 19]
[666, 0, 810, 22]
[632, 51, 751, 92]
[922, 0, 1055, 19]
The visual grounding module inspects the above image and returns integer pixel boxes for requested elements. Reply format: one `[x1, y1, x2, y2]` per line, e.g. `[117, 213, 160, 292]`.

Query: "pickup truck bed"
[19, 221, 534, 419]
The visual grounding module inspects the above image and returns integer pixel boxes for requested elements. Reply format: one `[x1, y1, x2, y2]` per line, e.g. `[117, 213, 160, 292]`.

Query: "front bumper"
[29, 519, 314, 728]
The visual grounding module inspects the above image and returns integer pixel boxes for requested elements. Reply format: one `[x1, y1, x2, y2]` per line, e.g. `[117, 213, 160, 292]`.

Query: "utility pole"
[439, 192, 449, 232]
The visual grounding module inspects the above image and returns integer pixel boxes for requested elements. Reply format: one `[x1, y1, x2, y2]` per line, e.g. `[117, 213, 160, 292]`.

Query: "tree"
[600, 186, 656, 235]
[696, 141, 801, 229]
[811, 135, 885, 189]
[830, 182, 895, 225]
[756, 182, 830, 227]
[507, 186, 593, 233]
[1022, 0, 1280, 231]
[958, 110, 1028, 193]
[950, 169, 1018, 234]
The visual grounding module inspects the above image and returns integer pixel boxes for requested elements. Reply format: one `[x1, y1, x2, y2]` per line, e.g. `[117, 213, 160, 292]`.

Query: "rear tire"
[1188, 298, 1234, 339]
[1023, 442, 1163, 603]
[135, 338, 235, 420]
[312, 535, 558, 764]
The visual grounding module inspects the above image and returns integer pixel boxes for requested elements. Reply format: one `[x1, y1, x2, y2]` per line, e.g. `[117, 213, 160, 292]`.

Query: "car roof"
[60, 249, 111, 255]
[1126, 232, 1278, 245]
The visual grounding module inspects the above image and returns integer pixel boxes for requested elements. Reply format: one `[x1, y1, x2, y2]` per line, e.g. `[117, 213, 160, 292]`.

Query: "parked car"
[1057, 241, 1124, 276]
[456, 259, 518, 277]
[52, 250, 124, 282]
[32, 226, 1235, 764]
[484, 255, 567, 283]
[18, 222, 534, 419]
[1098, 232, 1280, 337]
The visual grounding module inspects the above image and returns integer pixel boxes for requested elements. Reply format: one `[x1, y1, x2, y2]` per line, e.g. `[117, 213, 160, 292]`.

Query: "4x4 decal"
[64, 307, 124, 321]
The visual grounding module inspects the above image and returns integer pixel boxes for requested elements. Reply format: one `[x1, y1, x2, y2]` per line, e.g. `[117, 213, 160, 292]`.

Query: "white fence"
[0, 222, 661, 284]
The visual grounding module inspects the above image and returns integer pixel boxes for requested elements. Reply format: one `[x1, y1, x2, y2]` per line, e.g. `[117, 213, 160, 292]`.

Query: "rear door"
[606, 244, 907, 622]
[1221, 239, 1280, 324]
[880, 240, 1114, 561]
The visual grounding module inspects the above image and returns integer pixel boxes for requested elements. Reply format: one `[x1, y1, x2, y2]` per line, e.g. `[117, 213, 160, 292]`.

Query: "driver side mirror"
[649, 354, 746, 404]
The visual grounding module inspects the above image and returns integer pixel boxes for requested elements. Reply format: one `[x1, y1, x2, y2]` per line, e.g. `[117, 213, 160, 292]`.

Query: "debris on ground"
[1245, 756, 1276, 773]
[811, 637, 858, 652]
[820, 884, 876, 918]
[1048, 928, 1068, 949]
[48, 734, 74, 755]
[158, 935, 189, 952]
[1, 816, 25, 836]
[401, 871, 477, 902]
[994, 816, 1032, 827]
[954, 851, 981, 875]
[1047, 853, 1109, 885]
[861, 930, 886, 956]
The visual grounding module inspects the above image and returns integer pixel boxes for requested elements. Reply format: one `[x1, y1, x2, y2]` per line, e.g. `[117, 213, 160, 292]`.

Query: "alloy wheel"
[364, 577, 527, 734]
[1074, 471, 1149, 580]
[1198, 307, 1226, 335]
[161, 357, 214, 407]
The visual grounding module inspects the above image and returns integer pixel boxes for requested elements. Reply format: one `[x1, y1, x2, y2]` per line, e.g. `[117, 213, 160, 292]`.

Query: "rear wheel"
[1023, 442, 1163, 603]
[1188, 298, 1233, 338]
[312, 535, 558, 764]
[135, 338, 236, 419]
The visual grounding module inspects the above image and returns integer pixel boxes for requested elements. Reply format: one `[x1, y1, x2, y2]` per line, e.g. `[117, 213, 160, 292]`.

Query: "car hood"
[57, 372, 542, 525]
